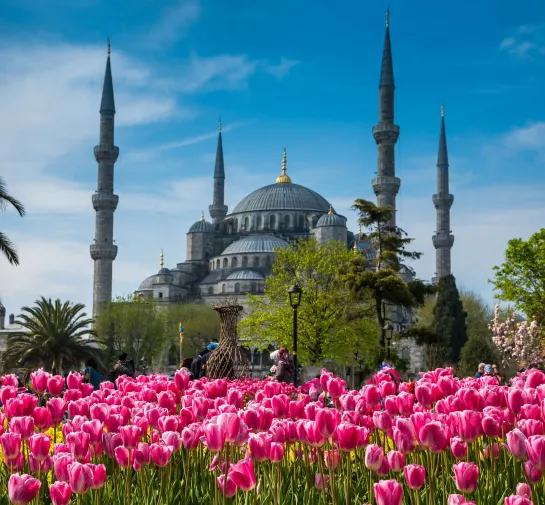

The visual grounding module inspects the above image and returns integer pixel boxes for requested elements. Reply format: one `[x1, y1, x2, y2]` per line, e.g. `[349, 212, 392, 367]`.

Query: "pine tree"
[432, 275, 468, 363]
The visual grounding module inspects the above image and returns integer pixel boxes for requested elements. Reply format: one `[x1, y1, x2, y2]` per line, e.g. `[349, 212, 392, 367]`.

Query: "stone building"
[89, 10, 454, 374]
[0, 301, 27, 356]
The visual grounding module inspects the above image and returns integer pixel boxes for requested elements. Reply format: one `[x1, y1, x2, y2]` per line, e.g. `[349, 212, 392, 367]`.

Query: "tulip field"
[1, 368, 545, 504]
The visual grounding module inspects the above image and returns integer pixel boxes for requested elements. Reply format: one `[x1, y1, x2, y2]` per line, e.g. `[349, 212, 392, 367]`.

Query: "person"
[274, 347, 294, 383]
[84, 358, 104, 390]
[180, 358, 195, 380]
[190, 343, 218, 379]
[492, 363, 503, 384]
[109, 352, 135, 383]
[475, 363, 485, 378]
[483, 364, 494, 376]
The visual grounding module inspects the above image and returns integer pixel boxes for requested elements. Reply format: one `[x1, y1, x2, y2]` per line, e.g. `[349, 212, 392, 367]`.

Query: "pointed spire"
[100, 39, 116, 115]
[214, 121, 225, 179]
[379, 8, 394, 87]
[437, 104, 449, 167]
[159, 249, 164, 269]
[200, 211, 205, 221]
[276, 148, 292, 184]
[328, 205, 334, 215]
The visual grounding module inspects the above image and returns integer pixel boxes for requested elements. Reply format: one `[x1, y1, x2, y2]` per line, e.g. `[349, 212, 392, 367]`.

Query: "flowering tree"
[489, 304, 543, 367]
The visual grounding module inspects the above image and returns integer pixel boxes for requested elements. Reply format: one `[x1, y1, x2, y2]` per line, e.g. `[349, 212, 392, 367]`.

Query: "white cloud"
[263, 58, 300, 79]
[147, 0, 201, 46]
[499, 24, 545, 59]
[503, 121, 545, 150]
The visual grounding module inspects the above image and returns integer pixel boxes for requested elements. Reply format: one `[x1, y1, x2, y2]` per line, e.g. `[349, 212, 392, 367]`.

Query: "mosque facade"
[89, 11, 453, 373]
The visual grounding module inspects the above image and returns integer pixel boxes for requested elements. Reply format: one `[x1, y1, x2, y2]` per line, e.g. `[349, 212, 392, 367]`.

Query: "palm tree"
[3, 297, 99, 372]
[0, 176, 26, 265]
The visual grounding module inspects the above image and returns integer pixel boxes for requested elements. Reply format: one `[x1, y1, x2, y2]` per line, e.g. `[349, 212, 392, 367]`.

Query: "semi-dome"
[188, 213, 214, 233]
[137, 274, 157, 290]
[231, 184, 330, 215]
[226, 270, 265, 281]
[315, 206, 346, 228]
[221, 235, 289, 255]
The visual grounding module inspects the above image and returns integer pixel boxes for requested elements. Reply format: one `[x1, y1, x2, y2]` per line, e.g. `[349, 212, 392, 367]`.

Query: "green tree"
[341, 199, 433, 347]
[432, 275, 468, 363]
[0, 176, 25, 265]
[3, 297, 98, 372]
[491, 229, 545, 324]
[239, 237, 379, 365]
[94, 295, 167, 369]
[162, 303, 220, 364]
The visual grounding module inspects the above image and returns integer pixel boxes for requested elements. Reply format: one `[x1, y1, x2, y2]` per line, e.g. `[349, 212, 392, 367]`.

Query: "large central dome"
[231, 183, 330, 215]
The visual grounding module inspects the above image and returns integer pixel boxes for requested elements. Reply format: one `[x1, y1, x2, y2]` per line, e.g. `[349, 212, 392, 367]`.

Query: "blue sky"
[1, 0, 545, 317]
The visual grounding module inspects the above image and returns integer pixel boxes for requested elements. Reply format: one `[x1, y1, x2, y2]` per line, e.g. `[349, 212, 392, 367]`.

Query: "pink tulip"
[229, 458, 257, 491]
[305, 421, 326, 447]
[373, 411, 393, 432]
[181, 426, 201, 450]
[47, 376, 65, 397]
[482, 416, 502, 438]
[8, 474, 41, 505]
[508, 388, 525, 414]
[448, 495, 467, 505]
[47, 398, 67, 426]
[453, 462, 479, 494]
[114, 446, 130, 467]
[249, 433, 272, 462]
[374, 479, 403, 505]
[1, 432, 22, 460]
[65, 432, 90, 461]
[66, 372, 83, 390]
[315, 473, 328, 491]
[162, 431, 182, 452]
[456, 410, 482, 443]
[28, 433, 51, 461]
[505, 496, 533, 505]
[450, 437, 468, 460]
[119, 425, 141, 449]
[149, 443, 172, 467]
[2, 374, 19, 387]
[420, 421, 448, 453]
[387, 450, 405, 472]
[415, 384, 433, 408]
[365, 444, 384, 472]
[218, 474, 237, 498]
[30, 369, 49, 394]
[53, 454, 74, 482]
[49, 481, 72, 505]
[203, 422, 226, 452]
[315, 408, 338, 438]
[217, 412, 241, 443]
[525, 435, 545, 469]
[29, 454, 53, 473]
[507, 429, 529, 460]
[376, 457, 389, 476]
[270, 442, 284, 463]
[32, 407, 52, 432]
[515, 483, 532, 499]
[404, 464, 426, 489]
[68, 462, 93, 494]
[335, 422, 360, 451]
[524, 460, 542, 483]
[10, 416, 34, 440]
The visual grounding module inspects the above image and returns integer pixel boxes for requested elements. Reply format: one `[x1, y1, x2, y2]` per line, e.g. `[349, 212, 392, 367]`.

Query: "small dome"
[226, 270, 265, 281]
[188, 216, 214, 234]
[315, 207, 346, 228]
[137, 275, 156, 290]
[221, 235, 289, 255]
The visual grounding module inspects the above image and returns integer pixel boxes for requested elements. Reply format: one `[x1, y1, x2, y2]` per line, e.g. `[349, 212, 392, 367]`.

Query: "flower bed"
[0, 367, 544, 504]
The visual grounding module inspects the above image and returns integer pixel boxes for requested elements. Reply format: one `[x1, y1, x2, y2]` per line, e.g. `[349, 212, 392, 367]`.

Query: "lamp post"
[384, 324, 394, 359]
[288, 283, 303, 387]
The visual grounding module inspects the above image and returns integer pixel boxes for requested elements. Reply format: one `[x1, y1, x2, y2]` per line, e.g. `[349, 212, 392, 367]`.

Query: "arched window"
[270, 215, 276, 230]
[299, 215, 304, 229]
[234, 219, 238, 232]
[235, 283, 240, 294]
[256, 215, 262, 229]
[244, 217, 249, 230]
[222, 284, 226, 294]
[208, 286, 213, 295]
[223, 258, 228, 268]
[242, 256, 248, 267]
[253, 256, 259, 267]
[232, 257, 238, 267]
[251, 282, 257, 293]
[284, 215, 290, 229]
[216, 259, 220, 269]
[266, 256, 272, 268]
[401, 347, 411, 361]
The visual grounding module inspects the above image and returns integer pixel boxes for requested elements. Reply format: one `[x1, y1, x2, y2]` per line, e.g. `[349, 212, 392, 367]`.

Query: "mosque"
[90, 11, 453, 372]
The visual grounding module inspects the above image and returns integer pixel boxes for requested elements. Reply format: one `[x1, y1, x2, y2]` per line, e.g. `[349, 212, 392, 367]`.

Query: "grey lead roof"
[231, 183, 330, 215]
[100, 56, 116, 114]
[226, 270, 265, 281]
[315, 212, 347, 228]
[188, 220, 214, 233]
[221, 235, 289, 255]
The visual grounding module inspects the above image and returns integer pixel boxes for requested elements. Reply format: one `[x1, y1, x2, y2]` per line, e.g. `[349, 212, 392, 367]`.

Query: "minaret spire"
[432, 104, 454, 285]
[209, 119, 228, 225]
[372, 8, 400, 227]
[91, 40, 119, 317]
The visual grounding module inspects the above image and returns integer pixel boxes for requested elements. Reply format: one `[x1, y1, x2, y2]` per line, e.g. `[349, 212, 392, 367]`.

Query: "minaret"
[371, 8, 401, 227]
[90, 40, 119, 317]
[431, 105, 454, 285]
[209, 119, 228, 225]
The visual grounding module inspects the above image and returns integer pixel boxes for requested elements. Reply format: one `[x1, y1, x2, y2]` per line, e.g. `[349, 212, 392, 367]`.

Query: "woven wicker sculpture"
[205, 298, 251, 379]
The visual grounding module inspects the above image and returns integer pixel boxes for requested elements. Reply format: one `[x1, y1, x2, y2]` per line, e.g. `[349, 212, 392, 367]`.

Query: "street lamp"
[384, 324, 394, 359]
[288, 283, 303, 387]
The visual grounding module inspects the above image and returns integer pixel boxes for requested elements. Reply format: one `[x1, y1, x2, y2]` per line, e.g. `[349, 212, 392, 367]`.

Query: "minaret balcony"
[432, 234, 454, 248]
[372, 176, 401, 196]
[92, 193, 119, 212]
[90, 244, 118, 261]
[94, 145, 119, 163]
[372, 123, 400, 143]
[432, 193, 454, 210]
